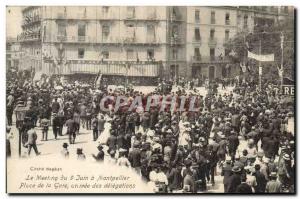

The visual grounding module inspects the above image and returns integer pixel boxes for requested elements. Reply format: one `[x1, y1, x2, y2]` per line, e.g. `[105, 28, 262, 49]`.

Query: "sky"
[6, 6, 23, 38]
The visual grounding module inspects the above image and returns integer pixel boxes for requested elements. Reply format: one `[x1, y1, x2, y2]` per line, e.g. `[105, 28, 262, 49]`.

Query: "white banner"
[248, 51, 274, 62]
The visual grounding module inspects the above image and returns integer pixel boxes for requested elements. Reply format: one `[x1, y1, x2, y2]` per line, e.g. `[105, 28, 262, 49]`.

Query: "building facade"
[17, 6, 293, 82]
[6, 37, 21, 70]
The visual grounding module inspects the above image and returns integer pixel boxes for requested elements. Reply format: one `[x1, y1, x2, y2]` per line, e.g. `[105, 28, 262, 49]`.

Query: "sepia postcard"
[6, 6, 295, 194]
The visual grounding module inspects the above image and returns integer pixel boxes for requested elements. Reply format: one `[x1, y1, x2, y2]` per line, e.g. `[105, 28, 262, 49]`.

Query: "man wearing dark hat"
[66, 116, 76, 144]
[227, 166, 242, 193]
[91, 114, 99, 141]
[253, 164, 267, 193]
[106, 129, 117, 152]
[77, 148, 86, 161]
[167, 163, 183, 192]
[236, 175, 253, 193]
[92, 145, 104, 162]
[128, 142, 142, 175]
[6, 126, 13, 157]
[61, 143, 69, 159]
[98, 114, 105, 137]
[24, 124, 40, 156]
[228, 131, 239, 160]
[6, 91, 14, 126]
[221, 156, 232, 193]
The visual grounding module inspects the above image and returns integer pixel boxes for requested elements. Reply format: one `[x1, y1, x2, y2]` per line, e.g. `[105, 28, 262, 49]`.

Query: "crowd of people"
[6, 68, 295, 193]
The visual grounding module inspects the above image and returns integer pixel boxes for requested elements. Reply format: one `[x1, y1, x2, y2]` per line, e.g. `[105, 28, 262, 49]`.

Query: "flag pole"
[259, 39, 262, 91]
[280, 32, 284, 94]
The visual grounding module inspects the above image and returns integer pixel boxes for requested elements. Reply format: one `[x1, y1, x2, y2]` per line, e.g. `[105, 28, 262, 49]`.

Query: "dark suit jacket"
[128, 148, 141, 167]
[254, 171, 267, 193]
[236, 182, 253, 193]
[221, 163, 233, 185]
[228, 173, 241, 193]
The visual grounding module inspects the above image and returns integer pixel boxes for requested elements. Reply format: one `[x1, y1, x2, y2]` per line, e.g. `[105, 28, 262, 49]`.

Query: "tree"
[224, 15, 295, 82]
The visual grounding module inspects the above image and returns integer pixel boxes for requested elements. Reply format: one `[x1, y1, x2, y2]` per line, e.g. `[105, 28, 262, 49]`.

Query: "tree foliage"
[225, 15, 295, 81]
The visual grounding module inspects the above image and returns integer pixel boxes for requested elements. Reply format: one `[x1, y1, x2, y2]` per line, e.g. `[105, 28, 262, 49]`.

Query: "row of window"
[193, 47, 231, 60]
[58, 23, 230, 42]
[57, 23, 156, 39]
[193, 28, 230, 41]
[194, 10, 231, 25]
[77, 48, 155, 60]
[76, 47, 229, 60]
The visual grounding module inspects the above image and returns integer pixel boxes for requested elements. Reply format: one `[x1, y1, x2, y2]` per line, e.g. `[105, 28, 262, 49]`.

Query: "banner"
[248, 51, 274, 62]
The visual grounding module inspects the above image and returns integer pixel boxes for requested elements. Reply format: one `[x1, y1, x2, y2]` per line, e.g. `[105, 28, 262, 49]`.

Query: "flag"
[248, 51, 274, 62]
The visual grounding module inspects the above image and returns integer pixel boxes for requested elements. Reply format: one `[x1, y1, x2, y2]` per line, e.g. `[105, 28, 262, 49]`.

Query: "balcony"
[125, 13, 135, 20]
[99, 13, 116, 21]
[78, 36, 86, 42]
[123, 37, 136, 43]
[193, 36, 201, 43]
[147, 12, 157, 20]
[53, 36, 92, 43]
[21, 15, 41, 27]
[191, 55, 202, 62]
[190, 56, 230, 63]
[170, 14, 182, 22]
[208, 38, 217, 47]
[18, 32, 41, 42]
[170, 37, 181, 46]
[57, 35, 67, 41]
[57, 13, 66, 19]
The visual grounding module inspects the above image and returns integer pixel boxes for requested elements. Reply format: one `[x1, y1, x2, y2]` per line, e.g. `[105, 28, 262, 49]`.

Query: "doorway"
[209, 65, 215, 80]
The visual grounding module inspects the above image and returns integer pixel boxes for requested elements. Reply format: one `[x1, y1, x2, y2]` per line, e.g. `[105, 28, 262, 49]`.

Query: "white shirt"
[149, 171, 168, 185]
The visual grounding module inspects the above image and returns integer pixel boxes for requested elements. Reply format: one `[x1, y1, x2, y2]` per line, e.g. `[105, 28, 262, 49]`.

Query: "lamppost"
[15, 105, 28, 157]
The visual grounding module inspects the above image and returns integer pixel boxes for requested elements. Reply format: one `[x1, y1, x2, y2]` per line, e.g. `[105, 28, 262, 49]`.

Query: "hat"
[109, 150, 116, 155]
[77, 148, 83, 154]
[232, 166, 241, 173]
[153, 137, 160, 142]
[263, 157, 270, 163]
[270, 172, 277, 178]
[119, 148, 127, 153]
[251, 126, 256, 129]
[183, 122, 190, 126]
[257, 150, 264, 157]
[220, 134, 226, 139]
[186, 128, 191, 132]
[283, 154, 291, 161]
[147, 130, 155, 137]
[133, 141, 140, 147]
[225, 156, 231, 162]
[199, 137, 205, 142]
[97, 145, 103, 150]
[172, 120, 178, 124]
[193, 143, 200, 147]
[6, 126, 11, 133]
[63, 143, 68, 148]
[166, 129, 173, 134]
[184, 159, 193, 167]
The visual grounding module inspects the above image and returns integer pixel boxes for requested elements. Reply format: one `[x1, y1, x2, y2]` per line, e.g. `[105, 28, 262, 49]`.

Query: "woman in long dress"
[96, 115, 112, 144]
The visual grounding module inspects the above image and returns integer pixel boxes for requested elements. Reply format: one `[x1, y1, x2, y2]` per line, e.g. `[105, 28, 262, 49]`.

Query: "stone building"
[17, 6, 293, 83]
